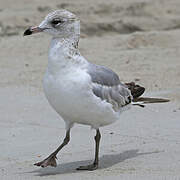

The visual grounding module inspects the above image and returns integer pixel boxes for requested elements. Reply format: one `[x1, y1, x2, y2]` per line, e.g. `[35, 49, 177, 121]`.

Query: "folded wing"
[87, 63, 132, 111]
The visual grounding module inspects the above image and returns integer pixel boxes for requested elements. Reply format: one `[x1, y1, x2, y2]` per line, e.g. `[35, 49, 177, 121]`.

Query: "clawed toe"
[34, 156, 57, 168]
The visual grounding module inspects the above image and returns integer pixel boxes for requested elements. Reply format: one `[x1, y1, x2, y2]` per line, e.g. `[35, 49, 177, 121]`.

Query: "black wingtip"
[23, 28, 32, 36]
[125, 82, 145, 99]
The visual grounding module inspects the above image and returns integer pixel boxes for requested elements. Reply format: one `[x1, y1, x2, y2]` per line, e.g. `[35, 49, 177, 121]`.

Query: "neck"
[47, 35, 86, 75]
[51, 34, 79, 49]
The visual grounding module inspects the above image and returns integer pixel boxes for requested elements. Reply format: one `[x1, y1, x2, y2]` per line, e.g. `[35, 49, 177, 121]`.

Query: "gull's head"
[24, 10, 80, 39]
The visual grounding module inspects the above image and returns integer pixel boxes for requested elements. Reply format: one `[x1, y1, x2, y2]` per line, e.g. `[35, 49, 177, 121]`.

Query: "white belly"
[43, 68, 119, 129]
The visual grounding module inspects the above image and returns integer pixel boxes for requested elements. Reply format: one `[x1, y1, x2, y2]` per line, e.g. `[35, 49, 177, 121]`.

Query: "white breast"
[43, 38, 120, 129]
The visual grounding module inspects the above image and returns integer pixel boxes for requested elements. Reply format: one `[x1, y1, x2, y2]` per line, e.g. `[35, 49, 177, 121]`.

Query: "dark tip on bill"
[23, 28, 32, 36]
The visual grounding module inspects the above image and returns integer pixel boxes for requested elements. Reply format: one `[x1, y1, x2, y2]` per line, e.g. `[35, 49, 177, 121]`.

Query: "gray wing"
[87, 63, 132, 111]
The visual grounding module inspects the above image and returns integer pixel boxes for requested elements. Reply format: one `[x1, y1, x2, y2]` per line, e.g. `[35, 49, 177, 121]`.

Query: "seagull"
[24, 10, 169, 171]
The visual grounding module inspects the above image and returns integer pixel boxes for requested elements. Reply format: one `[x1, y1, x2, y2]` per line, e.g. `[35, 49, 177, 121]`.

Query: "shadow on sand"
[28, 149, 160, 176]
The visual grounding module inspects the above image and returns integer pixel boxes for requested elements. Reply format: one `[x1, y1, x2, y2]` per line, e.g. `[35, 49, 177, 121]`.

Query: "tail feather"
[125, 81, 170, 107]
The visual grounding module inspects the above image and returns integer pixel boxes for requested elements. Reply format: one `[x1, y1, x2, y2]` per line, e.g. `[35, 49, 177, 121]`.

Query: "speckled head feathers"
[24, 9, 80, 39]
[45, 10, 78, 21]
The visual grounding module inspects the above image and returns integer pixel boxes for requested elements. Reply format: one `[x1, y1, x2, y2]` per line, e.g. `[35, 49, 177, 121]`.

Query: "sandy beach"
[0, 0, 180, 179]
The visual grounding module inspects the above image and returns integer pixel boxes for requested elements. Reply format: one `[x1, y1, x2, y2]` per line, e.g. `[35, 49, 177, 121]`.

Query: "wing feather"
[87, 63, 132, 111]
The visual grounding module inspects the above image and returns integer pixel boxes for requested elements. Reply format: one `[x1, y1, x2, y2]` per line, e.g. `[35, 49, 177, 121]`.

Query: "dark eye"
[51, 19, 64, 25]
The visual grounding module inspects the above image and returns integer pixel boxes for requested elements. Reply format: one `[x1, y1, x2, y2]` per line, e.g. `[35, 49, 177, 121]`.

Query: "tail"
[125, 82, 170, 108]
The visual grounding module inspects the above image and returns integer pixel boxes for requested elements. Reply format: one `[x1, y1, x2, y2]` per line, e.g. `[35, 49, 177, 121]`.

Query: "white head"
[24, 10, 80, 41]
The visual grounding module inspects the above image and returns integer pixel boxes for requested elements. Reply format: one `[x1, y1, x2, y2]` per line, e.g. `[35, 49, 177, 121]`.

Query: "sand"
[0, 0, 180, 179]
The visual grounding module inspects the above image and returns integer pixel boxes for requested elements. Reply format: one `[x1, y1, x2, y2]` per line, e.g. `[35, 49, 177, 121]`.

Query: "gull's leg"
[34, 128, 71, 168]
[77, 129, 101, 171]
